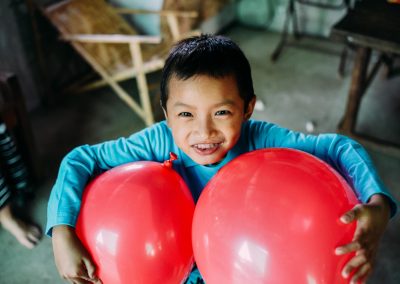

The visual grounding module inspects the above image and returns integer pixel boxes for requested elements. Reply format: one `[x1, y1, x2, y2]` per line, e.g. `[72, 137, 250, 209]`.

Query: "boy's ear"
[245, 96, 256, 120]
[162, 107, 169, 124]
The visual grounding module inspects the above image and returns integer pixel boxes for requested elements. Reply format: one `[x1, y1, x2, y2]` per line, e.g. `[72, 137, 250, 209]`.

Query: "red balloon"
[192, 148, 359, 284]
[76, 159, 195, 284]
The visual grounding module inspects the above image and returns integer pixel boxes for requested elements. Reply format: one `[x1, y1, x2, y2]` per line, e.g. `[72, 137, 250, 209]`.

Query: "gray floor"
[1, 25, 399, 284]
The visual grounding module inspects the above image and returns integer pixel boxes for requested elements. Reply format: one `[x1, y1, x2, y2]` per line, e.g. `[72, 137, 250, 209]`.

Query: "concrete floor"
[1, 25, 399, 284]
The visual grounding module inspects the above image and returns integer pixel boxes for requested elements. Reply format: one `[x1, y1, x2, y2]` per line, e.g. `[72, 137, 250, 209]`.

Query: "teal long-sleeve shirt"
[46, 120, 397, 236]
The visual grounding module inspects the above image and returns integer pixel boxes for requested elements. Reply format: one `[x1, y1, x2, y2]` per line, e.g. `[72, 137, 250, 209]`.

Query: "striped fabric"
[0, 170, 11, 209]
[0, 121, 31, 208]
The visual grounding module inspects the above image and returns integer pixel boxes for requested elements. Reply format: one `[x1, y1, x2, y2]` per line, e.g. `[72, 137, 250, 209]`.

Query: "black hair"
[160, 34, 255, 111]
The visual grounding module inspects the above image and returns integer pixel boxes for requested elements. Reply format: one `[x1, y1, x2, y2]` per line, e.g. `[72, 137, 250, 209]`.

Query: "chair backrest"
[44, 0, 139, 75]
[296, 0, 350, 10]
[161, 0, 200, 40]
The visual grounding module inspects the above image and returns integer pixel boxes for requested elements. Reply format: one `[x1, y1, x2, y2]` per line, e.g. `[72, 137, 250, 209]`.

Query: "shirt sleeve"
[46, 122, 172, 236]
[248, 121, 398, 216]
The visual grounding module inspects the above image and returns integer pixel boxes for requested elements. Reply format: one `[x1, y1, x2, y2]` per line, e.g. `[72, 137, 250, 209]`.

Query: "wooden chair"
[42, 0, 199, 126]
[271, 0, 351, 76]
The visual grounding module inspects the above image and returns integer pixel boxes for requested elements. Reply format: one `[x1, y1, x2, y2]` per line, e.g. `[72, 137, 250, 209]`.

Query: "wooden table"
[330, 0, 400, 156]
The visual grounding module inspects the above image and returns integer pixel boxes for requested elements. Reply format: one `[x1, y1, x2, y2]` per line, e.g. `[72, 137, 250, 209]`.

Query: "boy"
[47, 35, 397, 284]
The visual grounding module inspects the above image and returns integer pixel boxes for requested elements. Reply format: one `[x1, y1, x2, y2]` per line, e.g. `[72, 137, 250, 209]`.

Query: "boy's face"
[164, 75, 255, 165]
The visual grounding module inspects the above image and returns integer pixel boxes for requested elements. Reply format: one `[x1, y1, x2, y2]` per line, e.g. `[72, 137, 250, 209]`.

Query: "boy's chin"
[190, 153, 225, 166]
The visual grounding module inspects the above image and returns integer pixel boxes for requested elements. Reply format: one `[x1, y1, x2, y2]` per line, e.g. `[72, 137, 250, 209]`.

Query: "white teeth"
[195, 143, 219, 149]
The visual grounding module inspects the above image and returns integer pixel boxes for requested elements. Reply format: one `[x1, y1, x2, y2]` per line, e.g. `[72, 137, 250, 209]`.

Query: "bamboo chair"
[43, 0, 199, 126]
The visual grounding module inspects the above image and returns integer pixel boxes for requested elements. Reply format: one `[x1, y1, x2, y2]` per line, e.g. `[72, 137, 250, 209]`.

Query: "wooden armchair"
[43, 0, 199, 126]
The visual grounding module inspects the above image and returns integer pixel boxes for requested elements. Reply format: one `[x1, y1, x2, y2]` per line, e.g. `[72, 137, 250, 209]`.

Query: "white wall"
[109, 0, 163, 35]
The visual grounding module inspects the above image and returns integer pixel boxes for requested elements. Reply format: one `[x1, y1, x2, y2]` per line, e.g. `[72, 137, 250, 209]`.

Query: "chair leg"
[338, 45, 348, 78]
[271, 0, 297, 62]
[130, 43, 154, 126]
[136, 72, 154, 126]
[381, 53, 396, 79]
[69, 44, 152, 125]
[108, 77, 150, 122]
[291, 0, 301, 40]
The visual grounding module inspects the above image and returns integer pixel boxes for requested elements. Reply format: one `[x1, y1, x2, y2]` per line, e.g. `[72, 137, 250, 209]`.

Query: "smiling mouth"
[192, 143, 222, 155]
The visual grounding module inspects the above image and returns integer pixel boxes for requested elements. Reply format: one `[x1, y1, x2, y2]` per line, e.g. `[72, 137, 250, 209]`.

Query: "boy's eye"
[215, 110, 231, 116]
[178, 112, 193, 117]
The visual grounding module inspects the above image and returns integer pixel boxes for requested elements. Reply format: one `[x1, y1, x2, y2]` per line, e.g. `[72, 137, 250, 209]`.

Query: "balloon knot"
[163, 152, 178, 168]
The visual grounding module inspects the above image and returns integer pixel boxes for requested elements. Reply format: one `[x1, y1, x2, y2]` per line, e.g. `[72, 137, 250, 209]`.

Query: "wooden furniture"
[43, 0, 199, 126]
[271, 0, 350, 63]
[331, 0, 400, 156]
[0, 72, 41, 181]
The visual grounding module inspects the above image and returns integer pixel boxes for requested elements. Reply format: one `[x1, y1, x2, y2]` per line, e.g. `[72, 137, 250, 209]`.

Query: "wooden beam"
[62, 34, 162, 44]
[114, 8, 198, 18]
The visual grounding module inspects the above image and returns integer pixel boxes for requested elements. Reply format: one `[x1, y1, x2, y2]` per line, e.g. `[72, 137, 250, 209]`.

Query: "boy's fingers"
[71, 278, 92, 284]
[74, 266, 95, 282]
[350, 262, 372, 284]
[72, 274, 98, 284]
[341, 254, 368, 278]
[82, 258, 101, 283]
[335, 241, 362, 255]
[75, 274, 92, 282]
[82, 258, 96, 279]
[340, 205, 362, 224]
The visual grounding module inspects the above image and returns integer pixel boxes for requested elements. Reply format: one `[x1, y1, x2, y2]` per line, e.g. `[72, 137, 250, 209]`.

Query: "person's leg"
[0, 122, 33, 197]
[0, 122, 42, 249]
[0, 202, 42, 249]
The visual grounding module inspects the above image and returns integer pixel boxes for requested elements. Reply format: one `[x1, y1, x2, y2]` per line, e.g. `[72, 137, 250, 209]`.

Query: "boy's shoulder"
[241, 119, 289, 146]
[139, 120, 174, 144]
[142, 120, 170, 136]
[244, 119, 277, 132]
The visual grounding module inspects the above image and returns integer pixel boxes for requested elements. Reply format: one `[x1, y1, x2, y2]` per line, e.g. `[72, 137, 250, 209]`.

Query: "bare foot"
[0, 204, 42, 249]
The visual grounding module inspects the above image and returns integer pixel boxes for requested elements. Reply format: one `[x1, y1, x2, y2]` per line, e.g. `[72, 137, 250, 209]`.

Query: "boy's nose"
[196, 117, 216, 138]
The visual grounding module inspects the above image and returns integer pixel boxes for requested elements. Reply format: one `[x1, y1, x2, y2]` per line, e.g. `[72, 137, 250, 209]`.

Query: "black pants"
[0, 120, 31, 209]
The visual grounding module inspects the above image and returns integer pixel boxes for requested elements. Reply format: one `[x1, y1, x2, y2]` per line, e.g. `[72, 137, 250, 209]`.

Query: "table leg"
[337, 47, 400, 157]
[339, 46, 371, 133]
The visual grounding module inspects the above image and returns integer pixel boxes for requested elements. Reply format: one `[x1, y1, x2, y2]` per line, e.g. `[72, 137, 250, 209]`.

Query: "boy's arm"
[46, 122, 172, 236]
[52, 225, 101, 283]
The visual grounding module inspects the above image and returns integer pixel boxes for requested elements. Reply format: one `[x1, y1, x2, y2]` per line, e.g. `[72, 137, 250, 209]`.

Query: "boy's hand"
[335, 194, 391, 284]
[52, 225, 102, 284]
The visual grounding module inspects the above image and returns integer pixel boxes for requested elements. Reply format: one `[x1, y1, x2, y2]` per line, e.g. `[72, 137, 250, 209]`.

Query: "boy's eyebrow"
[172, 99, 237, 108]
[172, 102, 194, 108]
[214, 99, 236, 107]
